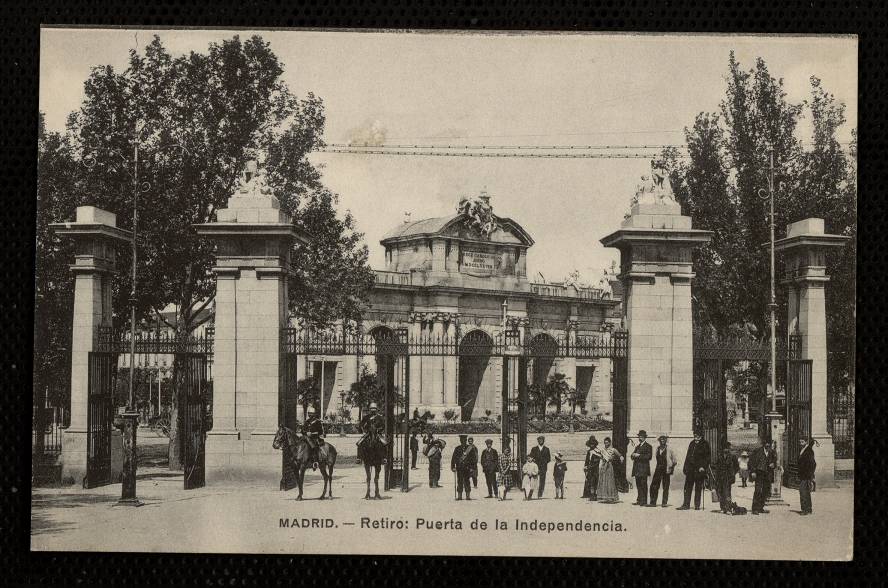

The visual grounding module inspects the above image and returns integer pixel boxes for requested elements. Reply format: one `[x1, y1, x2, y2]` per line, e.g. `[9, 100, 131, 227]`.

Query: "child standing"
[738, 450, 750, 488]
[553, 452, 567, 499]
[522, 455, 539, 500]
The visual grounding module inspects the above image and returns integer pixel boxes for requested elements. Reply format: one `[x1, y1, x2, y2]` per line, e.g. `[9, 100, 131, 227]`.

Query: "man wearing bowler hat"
[647, 434, 678, 507]
[630, 430, 653, 505]
[678, 430, 711, 510]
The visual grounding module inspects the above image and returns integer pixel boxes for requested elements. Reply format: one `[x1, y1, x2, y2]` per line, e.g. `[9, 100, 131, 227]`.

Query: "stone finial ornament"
[236, 157, 275, 198]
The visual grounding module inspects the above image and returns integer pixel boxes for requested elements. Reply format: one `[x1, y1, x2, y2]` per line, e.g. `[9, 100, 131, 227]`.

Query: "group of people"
[419, 433, 570, 501]
[347, 404, 818, 515]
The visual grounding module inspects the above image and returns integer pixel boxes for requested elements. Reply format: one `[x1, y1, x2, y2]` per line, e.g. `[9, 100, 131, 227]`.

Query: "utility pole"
[761, 148, 786, 505]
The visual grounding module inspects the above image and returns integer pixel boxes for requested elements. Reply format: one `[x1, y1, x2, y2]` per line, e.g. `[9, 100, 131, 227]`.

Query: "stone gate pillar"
[195, 162, 309, 482]
[602, 195, 711, 489]
[50, 206, 131, 486]
[775, 218, 849, 488]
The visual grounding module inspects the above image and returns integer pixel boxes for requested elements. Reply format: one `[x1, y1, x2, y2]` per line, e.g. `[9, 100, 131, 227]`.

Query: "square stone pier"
[195, 164, 309, 483]
[602, 199, 711, 490]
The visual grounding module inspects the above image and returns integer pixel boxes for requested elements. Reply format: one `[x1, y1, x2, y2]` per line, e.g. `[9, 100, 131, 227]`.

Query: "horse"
[272, 426, 337, 500]
[357, 431, 387, 499]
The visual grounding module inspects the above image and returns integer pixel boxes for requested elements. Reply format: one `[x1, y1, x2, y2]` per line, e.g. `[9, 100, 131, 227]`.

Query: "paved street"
[32, 437, 853, 560]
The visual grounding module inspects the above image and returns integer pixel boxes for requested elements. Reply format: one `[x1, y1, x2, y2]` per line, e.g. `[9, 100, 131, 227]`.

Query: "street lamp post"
[84, 120, 189, 507]
[760, 150, 786, 504]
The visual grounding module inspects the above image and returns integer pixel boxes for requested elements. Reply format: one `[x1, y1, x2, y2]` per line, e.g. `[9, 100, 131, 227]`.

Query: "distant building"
[302, 194, 623, 420]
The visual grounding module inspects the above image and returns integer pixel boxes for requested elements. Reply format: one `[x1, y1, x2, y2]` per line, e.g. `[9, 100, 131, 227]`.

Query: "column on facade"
[775, 218, 849, 488]
[431, 314, 446, 405]
[444, 314, 459, 407]
[408, 313, 423, 411]
[51, 206, 131, 486]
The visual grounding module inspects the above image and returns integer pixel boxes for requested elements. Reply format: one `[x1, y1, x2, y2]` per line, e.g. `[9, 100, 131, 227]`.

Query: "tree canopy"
[42, 34, 373, 335]
[658, 54, 856, 374]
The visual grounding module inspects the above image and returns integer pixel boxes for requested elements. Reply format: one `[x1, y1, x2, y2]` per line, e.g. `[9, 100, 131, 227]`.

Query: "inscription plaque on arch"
[462, 249, 496, 275]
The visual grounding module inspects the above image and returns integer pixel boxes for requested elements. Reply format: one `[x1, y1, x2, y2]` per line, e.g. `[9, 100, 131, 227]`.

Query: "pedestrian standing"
[451, 434, 477, 500]
[596, 437, 622, 504]
[583, 436, 601, 501]
[522, 455, 539, 500]
[467, 437, 479, 489]
[481, 438, 500, 498]
[749, 437, 777, 514]
[410, 432, 419, 470]
[647, 434, 678, 507]
[630, 429, 652, 506]
[553, 453, 567, 499]
[678, 430, 711, 510]
[714, 444, 739, 514]
[798, 437, 817, 515]
[497, 441, 515, 501]
[738, 450, 750, 488]
[424, 432, 445, 488]
[530, 436, 551, 498]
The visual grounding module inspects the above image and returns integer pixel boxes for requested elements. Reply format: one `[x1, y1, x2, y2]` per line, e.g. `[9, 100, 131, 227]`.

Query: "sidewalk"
[31, 457, 854, 560]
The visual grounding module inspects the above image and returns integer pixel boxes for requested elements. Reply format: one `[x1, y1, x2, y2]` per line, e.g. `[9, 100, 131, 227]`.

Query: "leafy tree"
[543, 372, 573, 415]
[660, 55, 856, 367]
[345, 365, 382, 422]
[35, 115, 78, 419]
[295, 377, 320, 418]
[39, 35, 373, 468]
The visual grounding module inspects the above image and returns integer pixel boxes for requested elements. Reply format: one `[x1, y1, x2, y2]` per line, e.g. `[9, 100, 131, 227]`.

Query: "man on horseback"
[357, 402, 386, 462]
[303, 406, 325, 470]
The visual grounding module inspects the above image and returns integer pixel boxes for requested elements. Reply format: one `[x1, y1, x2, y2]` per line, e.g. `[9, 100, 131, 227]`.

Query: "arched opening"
[529, 333, 558, 415]
[458, 330, 494, 421]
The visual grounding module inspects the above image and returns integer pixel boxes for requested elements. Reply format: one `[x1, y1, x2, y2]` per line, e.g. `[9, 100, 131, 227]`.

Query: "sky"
[40, 29, 857, 282]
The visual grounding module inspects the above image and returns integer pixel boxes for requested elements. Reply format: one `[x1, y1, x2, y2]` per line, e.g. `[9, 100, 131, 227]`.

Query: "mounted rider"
[303, 406, 325, 470]
[358, 402, 386, 457]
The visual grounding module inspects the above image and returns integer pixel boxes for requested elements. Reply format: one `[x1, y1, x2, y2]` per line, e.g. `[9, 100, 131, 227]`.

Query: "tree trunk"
[168, 356, 183, 471]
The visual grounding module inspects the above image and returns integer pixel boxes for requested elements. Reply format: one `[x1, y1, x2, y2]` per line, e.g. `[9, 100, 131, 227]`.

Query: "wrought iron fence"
[829, 391, 855, 459]
[32, 404, 67, 461]
[693, 330, 802, 361]
[96, 326, 214, 354]
[281, 328, 628, 359]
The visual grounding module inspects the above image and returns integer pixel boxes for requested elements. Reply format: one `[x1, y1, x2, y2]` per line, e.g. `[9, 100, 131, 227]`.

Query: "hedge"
[322, 415, 612, 435]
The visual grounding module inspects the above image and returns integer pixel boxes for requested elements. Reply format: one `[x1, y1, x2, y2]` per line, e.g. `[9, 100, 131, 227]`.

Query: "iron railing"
[829, 391, 855, 459]
[281, 328, 628, 359]
[693, 331, 802, 361]
[96, 326, 214, 355]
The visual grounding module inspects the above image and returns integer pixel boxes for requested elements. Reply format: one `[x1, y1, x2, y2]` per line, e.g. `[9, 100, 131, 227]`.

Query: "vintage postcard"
[33, 28, 855, 560]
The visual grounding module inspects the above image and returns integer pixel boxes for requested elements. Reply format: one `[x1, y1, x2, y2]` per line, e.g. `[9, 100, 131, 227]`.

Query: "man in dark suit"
[451, 434, 478, 500]
[529, 436, 551, 498]
[480, 438, 500, 498]
[798, 437, 817, 515]
[677, 430, 711, 510]
[748, 436, 777, 514]
[409, 432, 419, 469]
[630, 430, 652, 506]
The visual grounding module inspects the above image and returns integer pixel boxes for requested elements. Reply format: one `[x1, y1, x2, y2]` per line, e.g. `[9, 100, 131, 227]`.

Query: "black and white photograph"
[31, 28, 856, 559]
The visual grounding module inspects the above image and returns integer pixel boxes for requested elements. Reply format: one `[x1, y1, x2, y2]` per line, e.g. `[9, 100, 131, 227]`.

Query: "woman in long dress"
[497, 444, 515, 500]
[522, 455, 539, 500]
[596, 437, 623, 504]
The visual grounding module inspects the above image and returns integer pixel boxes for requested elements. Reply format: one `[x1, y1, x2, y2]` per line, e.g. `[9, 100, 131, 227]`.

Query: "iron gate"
[96, 326, 213, 490]
[611, 356, 629, 491]
[281, 326, 629, 492]
[180, 353, 209, 490]
[783, 359, 813, 488]
[501, 354, 527, 487]
[85, 351, 118, 488]
[693, 332, 803, 465]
